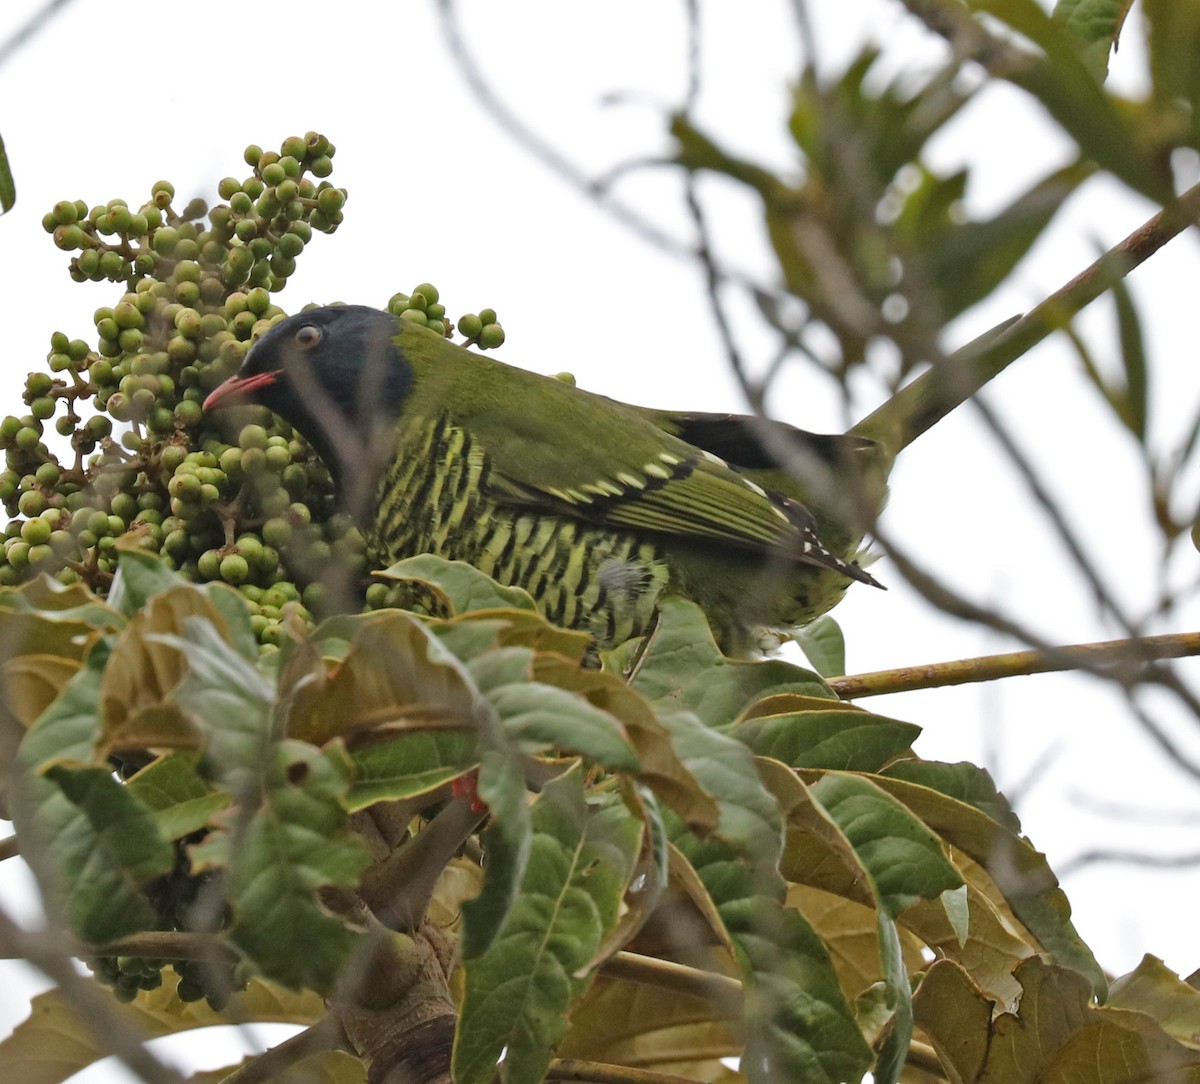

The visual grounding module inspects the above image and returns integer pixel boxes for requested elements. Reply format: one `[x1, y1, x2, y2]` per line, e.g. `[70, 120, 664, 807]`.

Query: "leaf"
[900, 882, 1032, 1008]
[454, 769, 641, 1084]
[1143, 0, 1200, 144]
[918, 161, 1092, 320]
[1110, 955, 1200, 1051]
[285, 611, 481, 746]
[344, 731, 478, 810]
[0, 132, 13, 213]
[197, 740, 371, 993]
[794, 616, 845, 678]
[1111, 272, 1148, 442]
[868, 772, 1104, 996]
[106, 545, 189, 617]
[809, 773, 962, 917]
[9, 647, 168, 943]
[558, 974, 742, 1078]
[0, 976, 324, 1084]
[1054, 0, 1135, 80]
[487, 682, 640, 771]
[532, 654, 719, 835]
[0, 574, 122, 628]
[880, 758, 1020, 832]
[975, 0, 1173, 203]
[43, 763, 175, 884]
[668, 807, 871, 1083]
[661, 710, 782, 870]
[731, 701, 919, 772]
[787, 884, 929, 1005]
[631, 599, 831, 726]
[2, 655, 81, 729]
[377, 554, 540, 614]
[99, 587, 238, 755]
[125, 752, 231, 841]
[915, 956, 1200, 1083]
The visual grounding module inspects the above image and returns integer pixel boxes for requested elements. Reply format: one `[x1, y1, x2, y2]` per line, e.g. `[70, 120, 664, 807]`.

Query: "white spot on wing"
[659, 452, 683, 465]
[644, 462, 672, 479]
[616, 471, 645, 490]
[700, 449, 727, 467]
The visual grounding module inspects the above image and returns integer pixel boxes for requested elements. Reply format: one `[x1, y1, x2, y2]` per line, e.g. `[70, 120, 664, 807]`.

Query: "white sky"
[2, 1, 1200, 1079]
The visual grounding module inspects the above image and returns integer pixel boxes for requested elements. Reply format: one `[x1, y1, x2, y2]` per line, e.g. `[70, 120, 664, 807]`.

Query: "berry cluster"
[2, 134, 503, 652]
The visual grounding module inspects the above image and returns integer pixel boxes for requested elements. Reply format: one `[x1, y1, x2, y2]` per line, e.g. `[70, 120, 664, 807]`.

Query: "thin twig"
[547, 1059, 713, 1084]
[600, 950, 743, 1012]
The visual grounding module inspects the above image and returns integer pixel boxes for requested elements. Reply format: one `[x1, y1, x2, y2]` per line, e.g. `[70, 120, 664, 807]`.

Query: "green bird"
[203, 305, 884, 654]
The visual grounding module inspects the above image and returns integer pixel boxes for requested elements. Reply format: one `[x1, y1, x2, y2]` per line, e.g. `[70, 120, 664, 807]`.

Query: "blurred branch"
[601, 950, 743, 1011]
[546, 1060, 713, 1084]
[829, 632, 1200, 698]
[0, 0, 75, 71]
[435, 0, 774, 301]
[852, 181, 1200, 453]
[219, 1019, 347, 1084]
[1057, 848, 1200, 879]
[0, 906, 187, 1084]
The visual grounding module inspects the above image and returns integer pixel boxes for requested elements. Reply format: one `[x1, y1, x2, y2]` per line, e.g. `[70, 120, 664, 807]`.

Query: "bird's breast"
[367, 416, 669, 648]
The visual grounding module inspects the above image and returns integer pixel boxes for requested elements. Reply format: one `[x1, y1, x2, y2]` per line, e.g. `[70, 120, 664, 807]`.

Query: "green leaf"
[974, 0, 1173, 203]
[150, 616, 275, 791]
[1053, 0, 1134, 80]
[0, 574, 123, 629]
[377, 554, 539, 614]
[1111, 273, 1148, 442]
[125, 753, 231, 841]
[632, 600, 831, 726]
[201, 740, 371, 992]
[0, 132, 13, 214]
[11, 647, 167, 942]
[1143, 0, 1200, 145]
[344, 731, 477, 809]
[454, 770, 641, 1084]
[661, 710, 782, 870]
[880, 758, 1021, 832]
[732, 702, 919, 771]
[106, 545, 189, 617]
[918, 161, 1091, 320]
[809, 773, 962, 918]
[487, 682, 640, 771]
[870, 913, 912, 1084]
[794, 616, 845, 678]
[871, 772, 1104, 996]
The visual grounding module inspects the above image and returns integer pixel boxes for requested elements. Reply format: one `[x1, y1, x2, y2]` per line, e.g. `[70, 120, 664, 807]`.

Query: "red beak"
[203, 369, 281, 411]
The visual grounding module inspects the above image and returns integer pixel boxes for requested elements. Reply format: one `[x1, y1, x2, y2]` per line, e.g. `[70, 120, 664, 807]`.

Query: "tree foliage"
[3, 1, 1200, 1082]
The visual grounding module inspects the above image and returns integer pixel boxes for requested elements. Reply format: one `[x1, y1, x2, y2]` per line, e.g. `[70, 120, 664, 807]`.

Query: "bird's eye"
[294, 325, 322, 349]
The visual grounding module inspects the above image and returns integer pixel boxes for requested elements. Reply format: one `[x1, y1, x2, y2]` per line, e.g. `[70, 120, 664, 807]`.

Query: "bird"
[203, 305, 885, 655]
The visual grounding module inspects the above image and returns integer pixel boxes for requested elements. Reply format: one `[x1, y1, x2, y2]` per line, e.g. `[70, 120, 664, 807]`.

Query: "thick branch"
[830, 632, 1200, 699]
[853, 182, 1200, 453]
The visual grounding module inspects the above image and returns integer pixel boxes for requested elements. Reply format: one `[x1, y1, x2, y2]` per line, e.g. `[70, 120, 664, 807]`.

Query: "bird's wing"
[401, 327, 877, 582]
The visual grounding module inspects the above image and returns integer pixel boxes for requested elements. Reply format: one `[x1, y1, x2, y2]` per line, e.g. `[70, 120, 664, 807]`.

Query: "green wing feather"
[395, 323, 877, 582]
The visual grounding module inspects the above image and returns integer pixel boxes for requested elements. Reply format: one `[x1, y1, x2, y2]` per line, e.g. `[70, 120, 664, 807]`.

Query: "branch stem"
[830, 631, 1200, 699]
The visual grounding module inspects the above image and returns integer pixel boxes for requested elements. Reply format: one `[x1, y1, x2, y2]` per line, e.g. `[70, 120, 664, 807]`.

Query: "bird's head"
[204, 305, 412, 507]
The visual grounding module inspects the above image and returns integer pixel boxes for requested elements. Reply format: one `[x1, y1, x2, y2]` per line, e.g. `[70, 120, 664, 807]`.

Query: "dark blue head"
[205, 305, 412, 501]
